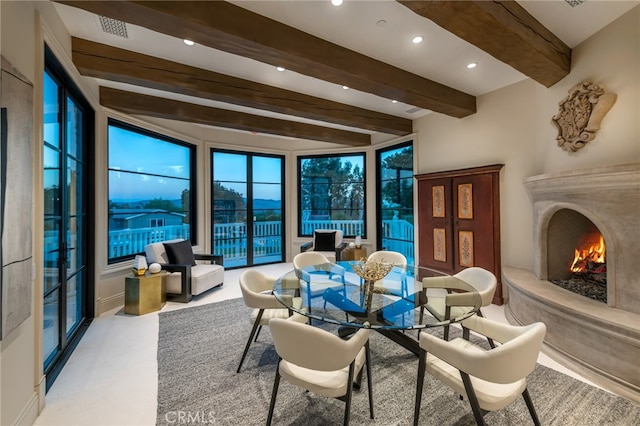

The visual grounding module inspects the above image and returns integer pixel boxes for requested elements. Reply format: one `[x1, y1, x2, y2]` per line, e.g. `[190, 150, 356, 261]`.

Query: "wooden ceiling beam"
[100, 87, 370, 146]
[398, 0, 571, 87]
[71, 38, 410, 136]
[56, 0, 476, 118]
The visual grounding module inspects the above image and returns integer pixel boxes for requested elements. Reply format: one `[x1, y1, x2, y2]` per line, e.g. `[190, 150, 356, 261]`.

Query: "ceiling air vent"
[405, 107, 423, 114]
[98, 16, 129, 38]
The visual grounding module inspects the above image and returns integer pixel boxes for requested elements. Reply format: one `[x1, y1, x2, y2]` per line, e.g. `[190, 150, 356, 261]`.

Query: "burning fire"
[570, 232, 606, 273]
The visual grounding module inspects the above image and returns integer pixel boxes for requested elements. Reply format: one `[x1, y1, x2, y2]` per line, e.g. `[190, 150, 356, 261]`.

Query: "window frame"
[297, 152, 366, 238]
[106, 119, 197, 264]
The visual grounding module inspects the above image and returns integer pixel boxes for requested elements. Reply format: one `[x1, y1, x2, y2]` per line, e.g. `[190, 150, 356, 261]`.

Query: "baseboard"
[99, 292, 124, 316]
[12, 391, 39, 426]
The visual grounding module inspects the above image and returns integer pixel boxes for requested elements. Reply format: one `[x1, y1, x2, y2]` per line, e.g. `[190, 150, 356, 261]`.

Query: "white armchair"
[300, 229, 347, 262]
[144, 239, 224, 303]
[414, 315, 546, 426]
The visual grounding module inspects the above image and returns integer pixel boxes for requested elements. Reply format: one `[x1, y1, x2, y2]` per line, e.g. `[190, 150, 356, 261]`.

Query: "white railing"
[108, 225, 190, 259]
[101, 219, 414, 265]
[300, 220, 365, 237]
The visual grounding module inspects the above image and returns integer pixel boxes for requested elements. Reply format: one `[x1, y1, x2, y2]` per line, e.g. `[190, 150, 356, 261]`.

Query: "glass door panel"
[377, 143, 415, 264]
[212, 150, 284, 268]
[213, 152, 248, 268]
[42, 48, 92, 390]
[252, 156, 283, 265]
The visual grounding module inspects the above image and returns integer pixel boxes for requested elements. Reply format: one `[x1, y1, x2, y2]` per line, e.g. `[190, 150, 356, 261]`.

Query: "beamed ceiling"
[52, 0, 637, 146]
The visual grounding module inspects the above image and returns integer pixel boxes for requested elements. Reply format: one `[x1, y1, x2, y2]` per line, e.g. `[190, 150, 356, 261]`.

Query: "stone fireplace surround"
[503, 163, 640, 403]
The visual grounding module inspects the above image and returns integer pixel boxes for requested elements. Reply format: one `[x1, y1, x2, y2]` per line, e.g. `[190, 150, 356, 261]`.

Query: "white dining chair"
[414, 315, 546, 426]
[421, 266, 497, 347]
[266, 318, 374, 426]
[367, 250, 408, 297]
[292, 252, 346, 309]
[237, 269, 305, 373]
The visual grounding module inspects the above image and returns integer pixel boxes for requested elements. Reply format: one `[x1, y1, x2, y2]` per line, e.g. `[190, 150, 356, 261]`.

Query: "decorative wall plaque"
[552, 81, 616, 152]
[459, 231, 474, 267]
[457, 183, 473, 219]
[432, 185, 445, 218]
[433, 228, 446, 262]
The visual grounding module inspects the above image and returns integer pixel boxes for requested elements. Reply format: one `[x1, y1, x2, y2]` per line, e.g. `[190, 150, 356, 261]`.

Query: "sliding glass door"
[211, 150, 284, 268]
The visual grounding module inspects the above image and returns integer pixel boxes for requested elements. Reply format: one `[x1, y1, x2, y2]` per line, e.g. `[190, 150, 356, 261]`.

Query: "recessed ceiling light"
[391, 100, 398, 103]
[412, 36, 423, 44]
[183, 39, 195, 46]
[342, 85, 349, 90]
[276, 66, 286, 72]
[331, 0, 343, 6]
[466, 62, 478, 69]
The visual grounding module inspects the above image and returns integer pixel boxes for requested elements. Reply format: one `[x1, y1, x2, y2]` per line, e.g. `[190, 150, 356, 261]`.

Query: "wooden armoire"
[415, 164, 504, 305]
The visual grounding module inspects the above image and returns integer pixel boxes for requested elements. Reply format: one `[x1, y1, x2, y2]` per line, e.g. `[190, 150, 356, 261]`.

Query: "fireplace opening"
[546, 209, 607, 303]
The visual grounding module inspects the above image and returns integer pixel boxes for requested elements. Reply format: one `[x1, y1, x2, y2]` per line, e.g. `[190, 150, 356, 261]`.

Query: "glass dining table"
[273, 261, 482, 355]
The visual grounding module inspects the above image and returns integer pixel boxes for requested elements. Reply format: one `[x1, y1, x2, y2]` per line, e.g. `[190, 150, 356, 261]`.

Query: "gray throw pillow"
[164, 240, 196, 266]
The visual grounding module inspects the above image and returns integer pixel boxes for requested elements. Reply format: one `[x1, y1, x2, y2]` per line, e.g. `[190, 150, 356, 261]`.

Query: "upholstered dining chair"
[266, 318, 374, 426]
[367, 250, 408, 297]
[414, 315, 546, 426]
[421, 267, 497, 347]
[237, 269, 306, 373]
[300, 229, 347, 262]
[293, 251, 346, 309]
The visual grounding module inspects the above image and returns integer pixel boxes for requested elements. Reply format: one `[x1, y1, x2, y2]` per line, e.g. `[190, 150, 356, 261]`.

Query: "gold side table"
[125, 271, 167, 315]
[343, 247, 367, 261]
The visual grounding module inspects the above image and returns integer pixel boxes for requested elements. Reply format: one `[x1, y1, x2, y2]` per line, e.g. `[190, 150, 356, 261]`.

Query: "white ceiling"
[53, 0, 639, 137]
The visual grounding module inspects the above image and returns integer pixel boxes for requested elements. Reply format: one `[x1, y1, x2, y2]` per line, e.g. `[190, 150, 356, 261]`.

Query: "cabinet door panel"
[452, 174, 495, 272]
[418, 178, 454, 272]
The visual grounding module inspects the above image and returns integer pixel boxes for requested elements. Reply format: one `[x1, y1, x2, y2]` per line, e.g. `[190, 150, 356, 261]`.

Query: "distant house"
[109, 209, 186, 230]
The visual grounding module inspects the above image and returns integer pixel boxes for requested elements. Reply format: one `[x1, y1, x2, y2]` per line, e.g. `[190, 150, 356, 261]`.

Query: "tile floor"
[33, 263, 602, 426]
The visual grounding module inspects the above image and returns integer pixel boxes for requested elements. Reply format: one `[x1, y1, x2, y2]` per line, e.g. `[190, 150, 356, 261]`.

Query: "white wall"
[413, 6, 640, 277]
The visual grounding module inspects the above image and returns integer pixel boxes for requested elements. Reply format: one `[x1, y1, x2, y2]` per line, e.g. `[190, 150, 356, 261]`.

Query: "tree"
[143, 197, 179, 211]
[300, 156, 364, 220]
[212, 181, 246, 223]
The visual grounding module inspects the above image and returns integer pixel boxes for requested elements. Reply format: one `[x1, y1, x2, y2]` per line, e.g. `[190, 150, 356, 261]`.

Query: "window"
[376, 142, 414, 263]
[150, 218, 165, 227]
[107, 120, 195, 263]
[298, 153, 365, 237]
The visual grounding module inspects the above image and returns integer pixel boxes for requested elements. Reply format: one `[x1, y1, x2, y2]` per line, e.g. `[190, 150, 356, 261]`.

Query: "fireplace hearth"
[504, 163, 640, 403]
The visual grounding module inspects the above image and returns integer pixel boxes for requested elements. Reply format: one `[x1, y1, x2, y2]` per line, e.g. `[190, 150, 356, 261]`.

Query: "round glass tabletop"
[273, 261, 482, 330]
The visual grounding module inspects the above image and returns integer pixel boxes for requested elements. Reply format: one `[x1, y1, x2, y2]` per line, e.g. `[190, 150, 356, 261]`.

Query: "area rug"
[157, 298, 640, 425]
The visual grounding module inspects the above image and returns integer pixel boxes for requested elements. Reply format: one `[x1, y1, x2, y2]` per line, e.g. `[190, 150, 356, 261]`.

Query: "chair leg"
[413, 348, 427, 426]
[365, 341, 374, 419]
[266, 361, 281, 426]
[443, 306, 451, 340]
[237, 309, 264, 373]
[254, 325, 263, 342]
[343, 362, 355, 426]
[460, 372, 487, 426]
[476, 310, 496, 348]
[522, 388, 541, 426]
